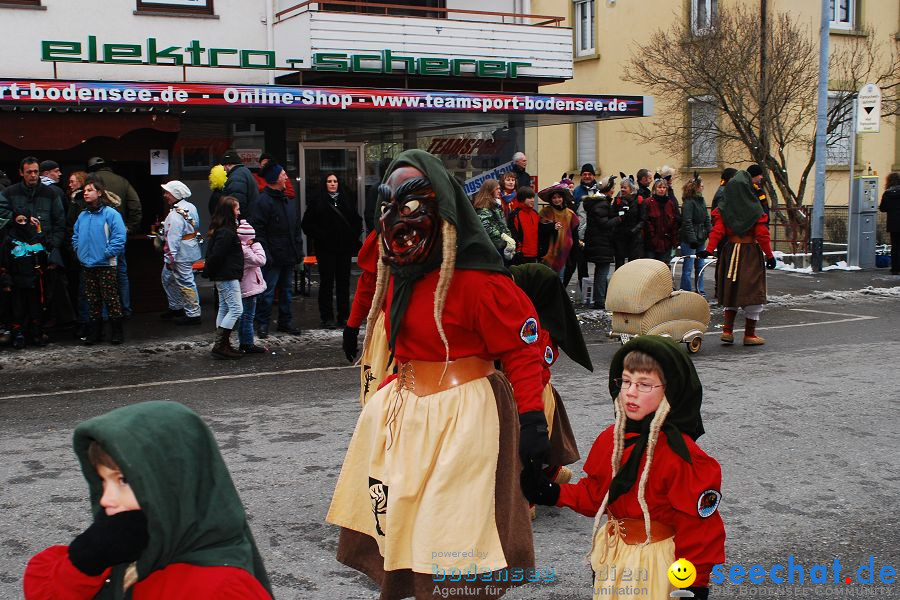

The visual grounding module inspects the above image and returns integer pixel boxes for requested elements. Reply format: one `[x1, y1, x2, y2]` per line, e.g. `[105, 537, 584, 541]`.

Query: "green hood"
[73, 401, 272, 599]
[510, 263, 593, 372]
[605, 336, 705, 504]
[719, 170, 764, 235]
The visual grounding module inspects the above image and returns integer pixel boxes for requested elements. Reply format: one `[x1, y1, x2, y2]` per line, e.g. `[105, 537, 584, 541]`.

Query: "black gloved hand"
[687, 587, 709, 600]
[695, 249, 711, 259]
[342, 326, 360, 363]
[690, 241, 699, 249]
[766, 256, 777, 270]
[520, 467, 560, 506]
[68, 510, 149, 576]
[518, 411, 551, 471]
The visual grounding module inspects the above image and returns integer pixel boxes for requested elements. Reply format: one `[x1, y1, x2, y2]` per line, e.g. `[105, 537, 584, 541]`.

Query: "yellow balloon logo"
[668, 558, 697, 588]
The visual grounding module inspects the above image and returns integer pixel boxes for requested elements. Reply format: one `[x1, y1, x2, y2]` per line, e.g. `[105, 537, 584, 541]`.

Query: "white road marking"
[703, 308, 877, 335]
[0, 365, 357, 401]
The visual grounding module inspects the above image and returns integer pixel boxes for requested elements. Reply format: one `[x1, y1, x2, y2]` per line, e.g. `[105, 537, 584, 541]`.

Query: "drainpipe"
[267, 0, 275, 84]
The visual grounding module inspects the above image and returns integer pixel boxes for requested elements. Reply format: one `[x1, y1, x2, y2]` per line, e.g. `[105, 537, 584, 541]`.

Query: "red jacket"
[704, 210, 774, 258]
[644, 195, 680, 253]
[346, 230, 379, 328]
[509, 205, 540, 258]
[556, 426, 726, 587]
[384, 268, 544, 413]
[24, 545, 271, 599]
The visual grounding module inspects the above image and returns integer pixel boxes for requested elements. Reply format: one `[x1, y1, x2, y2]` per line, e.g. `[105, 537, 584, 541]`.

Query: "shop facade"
[1, 0, 651, 309]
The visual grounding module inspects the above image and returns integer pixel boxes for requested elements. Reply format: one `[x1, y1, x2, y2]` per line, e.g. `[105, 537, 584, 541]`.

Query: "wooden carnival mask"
[378, 166, 441, 267]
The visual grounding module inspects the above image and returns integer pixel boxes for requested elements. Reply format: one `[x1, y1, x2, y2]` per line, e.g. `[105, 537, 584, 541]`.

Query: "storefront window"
[136, 0, 214, 15]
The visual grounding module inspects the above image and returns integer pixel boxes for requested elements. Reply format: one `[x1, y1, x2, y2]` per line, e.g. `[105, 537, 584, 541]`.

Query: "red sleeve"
[23, 545, 110, 600]
[347, 232, 379, 328]
[703, 210, 725, 252]
[754, 217, 773, 258]
[253, 173, 266, 193]
[665, 438, 726, 588]
[473, 275, 545, 414]
[284, 177, 296, 200]
[209, 568, 274, 599]
[556, 428, 614, 516]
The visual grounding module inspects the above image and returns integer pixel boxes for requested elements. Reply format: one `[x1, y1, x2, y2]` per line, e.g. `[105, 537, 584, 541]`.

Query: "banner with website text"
[0, 79, 651, 117]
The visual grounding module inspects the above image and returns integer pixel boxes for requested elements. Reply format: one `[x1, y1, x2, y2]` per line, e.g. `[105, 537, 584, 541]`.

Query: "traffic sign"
[856, 83, 881, 133]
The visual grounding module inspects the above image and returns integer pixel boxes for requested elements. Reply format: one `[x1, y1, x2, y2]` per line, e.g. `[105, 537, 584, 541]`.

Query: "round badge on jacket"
[520, 318, 539, 344]
[697, 489, 722, 518]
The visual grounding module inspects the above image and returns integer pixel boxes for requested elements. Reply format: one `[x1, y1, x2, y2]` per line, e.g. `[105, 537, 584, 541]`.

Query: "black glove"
[520, 467, 560, 506]
[342, 326, 360, 363]
[689, 241, 699, 249]
[518, 411, 551, 471]
[695, 249, 711, 259]
[687, 587, 709, 600]
[766, 256, 777, 270]
[68, 510, 149, 576]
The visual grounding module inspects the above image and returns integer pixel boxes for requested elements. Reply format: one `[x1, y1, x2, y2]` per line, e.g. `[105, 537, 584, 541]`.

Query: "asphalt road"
[1, 287, 899, 599]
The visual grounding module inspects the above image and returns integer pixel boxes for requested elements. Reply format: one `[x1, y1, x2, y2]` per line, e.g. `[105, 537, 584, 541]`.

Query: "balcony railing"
[275, 0, 565, 26]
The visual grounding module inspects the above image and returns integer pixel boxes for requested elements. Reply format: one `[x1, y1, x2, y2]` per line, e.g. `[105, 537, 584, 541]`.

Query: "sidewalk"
[1, 264, 899, 368]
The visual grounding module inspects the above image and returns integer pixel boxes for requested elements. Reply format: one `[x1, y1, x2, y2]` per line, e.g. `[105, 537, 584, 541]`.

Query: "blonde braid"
[361, 235, 389, 358]
[587, 396, 626, 561]
[433, 221, 456, 382]
[636, 397, 671, 546]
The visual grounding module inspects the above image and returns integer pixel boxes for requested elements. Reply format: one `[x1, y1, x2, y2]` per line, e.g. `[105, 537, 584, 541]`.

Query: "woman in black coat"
[581, 177, 621, 309]
[880, 172, 900, 275]
[301, 172, 363, 328]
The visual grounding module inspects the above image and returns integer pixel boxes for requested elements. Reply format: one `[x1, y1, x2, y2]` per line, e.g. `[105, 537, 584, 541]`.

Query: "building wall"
[529, 0, 900, 207]
[0, 0, 271, 84]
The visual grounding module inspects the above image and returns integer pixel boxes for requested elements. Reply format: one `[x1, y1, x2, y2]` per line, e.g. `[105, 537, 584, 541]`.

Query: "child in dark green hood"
[522, 336, 725, 599]
[24, 401, 273, 600]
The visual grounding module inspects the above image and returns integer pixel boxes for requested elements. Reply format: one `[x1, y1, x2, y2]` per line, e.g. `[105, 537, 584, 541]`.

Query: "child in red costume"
[23, 401, 272, 600]
[522, 336, 725, 599]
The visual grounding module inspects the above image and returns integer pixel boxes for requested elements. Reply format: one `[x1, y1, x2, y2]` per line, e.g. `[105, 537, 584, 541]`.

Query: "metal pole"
[847, 95, 857, 264]
[810, 0, 830, 272]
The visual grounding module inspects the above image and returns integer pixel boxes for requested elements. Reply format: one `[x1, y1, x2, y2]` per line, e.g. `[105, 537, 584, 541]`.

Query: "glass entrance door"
[298, 143, 364, 255]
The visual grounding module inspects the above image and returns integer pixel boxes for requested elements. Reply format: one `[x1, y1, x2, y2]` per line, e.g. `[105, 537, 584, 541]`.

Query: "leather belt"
[727, 234, 754, 243]
[396, 357, 495, 397]
[607, 515, 675, 545]
[181, 232, 198, 241]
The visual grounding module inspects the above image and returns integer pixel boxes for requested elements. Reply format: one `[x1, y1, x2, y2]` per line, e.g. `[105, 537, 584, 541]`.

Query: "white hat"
[161, 180, 191, 200]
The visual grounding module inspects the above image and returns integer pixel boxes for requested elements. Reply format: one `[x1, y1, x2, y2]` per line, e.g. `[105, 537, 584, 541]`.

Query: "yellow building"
[527, 0, 899, 217]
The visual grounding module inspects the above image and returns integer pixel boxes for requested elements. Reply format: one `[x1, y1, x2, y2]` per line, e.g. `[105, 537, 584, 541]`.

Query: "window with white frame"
[574, 0, 595, 57]
[826, 91, 852, 166]
[829, 0, 854, 30]
[575, 121, 597, 169]
[691, 0, 718, 35]
[689, 98, 718, 168]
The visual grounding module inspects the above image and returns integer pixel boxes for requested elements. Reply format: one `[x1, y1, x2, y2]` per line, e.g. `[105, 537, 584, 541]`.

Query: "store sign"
[426, 137, 504, 156]
[0, 79, 650, 119]
[856, 83, 881, 134]
[463, 162, 515, 196]
[312, 51, 531, 79]
[42, 36, 284, 69]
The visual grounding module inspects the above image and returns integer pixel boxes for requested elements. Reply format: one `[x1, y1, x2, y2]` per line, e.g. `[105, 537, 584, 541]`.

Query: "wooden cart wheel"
[687, 336, 702, 353]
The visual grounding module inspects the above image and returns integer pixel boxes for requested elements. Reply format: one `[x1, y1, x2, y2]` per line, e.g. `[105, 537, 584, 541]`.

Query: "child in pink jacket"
[236, 220, 268, 353]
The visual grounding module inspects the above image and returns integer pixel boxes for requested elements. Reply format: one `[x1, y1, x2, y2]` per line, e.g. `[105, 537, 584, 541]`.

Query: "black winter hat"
[39, 160, 59, 172]
[747, 164, 764, 178]
[580, 163, 596, 175]
[221, 150, 242, 165]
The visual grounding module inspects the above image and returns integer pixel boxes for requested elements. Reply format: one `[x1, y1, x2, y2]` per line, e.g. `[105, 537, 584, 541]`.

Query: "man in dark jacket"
[512, 152, 532, 189]
[86, 157, 142, 317]
[879, 172, 900, 275]
[564, 163, 596, 289]
[0, 157, 66, 267]
[250, 164, 303, 338]
[711, 167, 737, 213]
[222, 150, 260, 217]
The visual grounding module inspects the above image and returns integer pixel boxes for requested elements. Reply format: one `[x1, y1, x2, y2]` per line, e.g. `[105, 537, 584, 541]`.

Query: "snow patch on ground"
[768, 285, 900, 306]
[0, 328, 342, 372]
[774, 255, 862, 273]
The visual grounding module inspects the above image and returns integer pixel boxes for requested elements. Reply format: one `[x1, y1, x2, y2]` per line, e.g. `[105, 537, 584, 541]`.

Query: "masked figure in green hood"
[698, 169, 776, 346]
[521, 336, 726, 600]
[327, 150, 549, 599]
[24, 401, 273, 600]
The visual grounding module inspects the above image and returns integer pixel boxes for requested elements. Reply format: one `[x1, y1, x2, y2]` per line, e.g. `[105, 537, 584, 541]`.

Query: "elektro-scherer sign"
[0, 79, 652, 118]
[40, 37, 531, 78]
